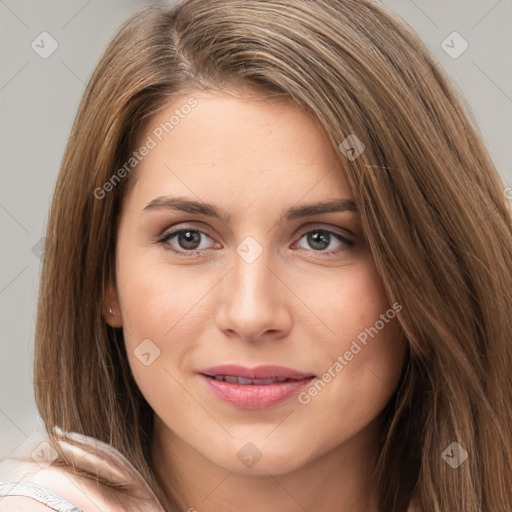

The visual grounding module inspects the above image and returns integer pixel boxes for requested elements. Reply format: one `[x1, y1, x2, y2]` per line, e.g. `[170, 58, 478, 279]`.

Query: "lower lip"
[200, 374, 314, 409]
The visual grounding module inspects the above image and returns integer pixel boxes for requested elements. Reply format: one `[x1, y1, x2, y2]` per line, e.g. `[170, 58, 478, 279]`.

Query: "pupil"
[180, 231, 200, 249]
[308, 231, 329, 250]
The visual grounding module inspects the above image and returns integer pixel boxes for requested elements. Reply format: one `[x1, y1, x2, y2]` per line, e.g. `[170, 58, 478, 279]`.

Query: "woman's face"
[106, 90, 406, 476]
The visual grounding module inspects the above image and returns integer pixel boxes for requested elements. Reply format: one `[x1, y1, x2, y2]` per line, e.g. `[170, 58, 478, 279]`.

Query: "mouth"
[203, 375, 298, 385]
[197, 364, 316, 409]
[198, 364, 315, 381]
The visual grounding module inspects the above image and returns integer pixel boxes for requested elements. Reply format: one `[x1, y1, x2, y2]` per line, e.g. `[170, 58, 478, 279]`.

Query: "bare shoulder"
[0, 433, 164, 512]
[0, 429, 162, 511]
[28, 466, 125, 512]
[0, 495, 57, 511]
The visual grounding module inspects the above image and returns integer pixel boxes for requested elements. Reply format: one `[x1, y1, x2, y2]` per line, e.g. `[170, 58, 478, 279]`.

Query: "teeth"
[211, 375, 290, 385]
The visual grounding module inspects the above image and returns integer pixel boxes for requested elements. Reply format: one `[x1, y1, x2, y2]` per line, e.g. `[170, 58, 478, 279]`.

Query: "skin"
[105, 89, 407, 512]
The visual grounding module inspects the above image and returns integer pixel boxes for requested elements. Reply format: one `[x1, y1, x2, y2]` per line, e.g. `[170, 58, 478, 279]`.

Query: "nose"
[214, 243, 293, 343]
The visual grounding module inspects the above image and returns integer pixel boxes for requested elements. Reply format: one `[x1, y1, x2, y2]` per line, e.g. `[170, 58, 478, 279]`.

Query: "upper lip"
[198, 364, 315, 380]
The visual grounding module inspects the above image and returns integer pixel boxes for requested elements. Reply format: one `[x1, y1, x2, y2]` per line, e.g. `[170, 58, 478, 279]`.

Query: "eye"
[159, 227, 216, 255]
[293, 227, 354, 255]
[158, 225, 355, 257]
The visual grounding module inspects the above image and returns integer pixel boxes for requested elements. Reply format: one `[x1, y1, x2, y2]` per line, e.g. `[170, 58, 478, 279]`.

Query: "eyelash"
[158, 225, 355, 257]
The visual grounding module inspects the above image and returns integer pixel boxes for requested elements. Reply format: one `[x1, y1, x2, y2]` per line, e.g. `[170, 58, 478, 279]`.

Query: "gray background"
[1, 0, 511, 459]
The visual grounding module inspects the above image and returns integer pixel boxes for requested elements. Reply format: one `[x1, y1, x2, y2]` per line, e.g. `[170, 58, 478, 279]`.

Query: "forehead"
[125, 91, 353, 210]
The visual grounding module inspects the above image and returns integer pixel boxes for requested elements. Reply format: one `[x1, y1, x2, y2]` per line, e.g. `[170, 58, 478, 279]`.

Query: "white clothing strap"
[0, 481, 83, 512]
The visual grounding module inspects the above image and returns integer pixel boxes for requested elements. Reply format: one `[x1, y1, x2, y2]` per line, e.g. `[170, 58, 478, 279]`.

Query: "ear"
[103, 280, 123, 328]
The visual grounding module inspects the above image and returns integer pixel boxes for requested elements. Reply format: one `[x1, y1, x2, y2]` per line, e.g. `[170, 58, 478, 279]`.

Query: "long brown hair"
[34, 1, 512, 510]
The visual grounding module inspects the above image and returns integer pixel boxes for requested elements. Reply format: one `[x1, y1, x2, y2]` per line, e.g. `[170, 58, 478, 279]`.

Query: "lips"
[210, 375, 289, 385]
[197, 364, 316, 409]
[198, 364, 315, 381]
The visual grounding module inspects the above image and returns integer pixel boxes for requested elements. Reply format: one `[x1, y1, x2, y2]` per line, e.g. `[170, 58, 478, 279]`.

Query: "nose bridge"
[231, 234, 276, 306]
[216, 234, 290, 339]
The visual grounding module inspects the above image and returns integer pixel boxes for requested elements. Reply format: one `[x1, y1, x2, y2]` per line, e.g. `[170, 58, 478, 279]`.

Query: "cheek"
[116, 265, 200, 414]
[307, 258, 406, 408]
[115, 251, 217, 393]
[116, 247, 208, 340]
[306, 256, 398, 351]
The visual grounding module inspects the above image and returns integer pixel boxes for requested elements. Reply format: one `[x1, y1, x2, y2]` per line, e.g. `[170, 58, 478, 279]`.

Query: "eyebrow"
[143, 196, 357, 223]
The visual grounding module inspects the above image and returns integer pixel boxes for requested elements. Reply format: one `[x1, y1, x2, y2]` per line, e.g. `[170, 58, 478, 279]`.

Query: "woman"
[1, 0, 511, 510]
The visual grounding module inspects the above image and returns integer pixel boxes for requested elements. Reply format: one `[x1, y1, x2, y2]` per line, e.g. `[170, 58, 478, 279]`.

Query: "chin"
[208, 444, 309, 476]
